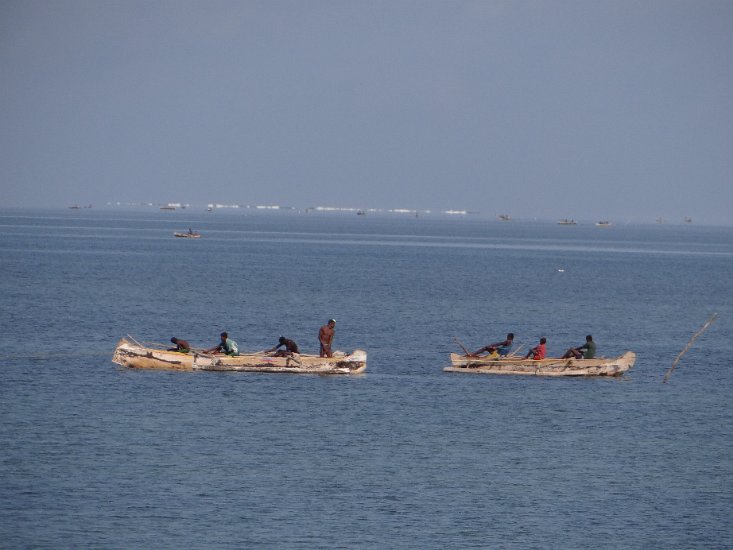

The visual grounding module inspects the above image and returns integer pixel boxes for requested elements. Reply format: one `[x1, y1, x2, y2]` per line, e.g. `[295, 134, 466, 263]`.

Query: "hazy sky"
[1, 1, 731, 223]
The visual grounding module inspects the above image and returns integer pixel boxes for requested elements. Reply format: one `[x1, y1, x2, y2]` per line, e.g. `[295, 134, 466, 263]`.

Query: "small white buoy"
[557, 268, 565, 272]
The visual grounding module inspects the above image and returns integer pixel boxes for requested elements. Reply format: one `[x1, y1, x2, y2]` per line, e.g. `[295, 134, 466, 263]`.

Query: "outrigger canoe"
[112, 337, 367, 374]
[445, 352, 635, 377]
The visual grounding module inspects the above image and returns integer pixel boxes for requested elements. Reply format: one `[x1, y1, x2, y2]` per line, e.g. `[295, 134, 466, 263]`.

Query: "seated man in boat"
[266, 336, 299, 357]
[525, 337, 547, 360]
[470, 333, 514, 358]
[205, 332, 239, 356]
[562, 335, 596, 359]
[319, 319, 336, 358]
[167, 337, 191, 353]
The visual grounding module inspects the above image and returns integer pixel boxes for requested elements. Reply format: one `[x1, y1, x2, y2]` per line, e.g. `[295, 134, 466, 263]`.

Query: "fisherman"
[266, 336, 299, 357]
[205, 332, 239, 356]
[525, 337, 547, 360]
[167, 337, 191, 353]
[562, 335, 596, 359]
[318, 319, 336, 358]
[470, 333, 514, 358]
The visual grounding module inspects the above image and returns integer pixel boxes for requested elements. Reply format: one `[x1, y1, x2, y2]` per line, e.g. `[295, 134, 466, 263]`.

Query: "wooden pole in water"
[663, 313, 718, 383]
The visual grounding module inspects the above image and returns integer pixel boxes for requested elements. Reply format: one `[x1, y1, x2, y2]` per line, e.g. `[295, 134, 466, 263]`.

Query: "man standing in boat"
[266, 336, 299, 357]
[167, 337, 191, 353]
[470, 333, 514, 358]
[525, 337, 547, 360]
[319, 319, 336, 357]
[205, 332, 239, 356]
[562, 335, 596, 359]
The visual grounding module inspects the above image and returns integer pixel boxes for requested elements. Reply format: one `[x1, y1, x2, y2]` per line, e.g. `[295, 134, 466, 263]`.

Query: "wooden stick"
[506, 344, 525, 358]
[453, 336, 472, 356]
[663, 313, 718, 383]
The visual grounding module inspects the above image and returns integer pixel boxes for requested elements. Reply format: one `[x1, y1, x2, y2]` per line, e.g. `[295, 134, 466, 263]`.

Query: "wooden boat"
[595, 221, 612, 227]
[173, 231, 200, 238]
[112, 337, 367, 374]
[557, 219, 577, 225]
[445, 351, 635, 377]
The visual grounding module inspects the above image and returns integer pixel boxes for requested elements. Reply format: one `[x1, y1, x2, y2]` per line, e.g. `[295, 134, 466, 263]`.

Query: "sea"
[1, 208, 731, 549]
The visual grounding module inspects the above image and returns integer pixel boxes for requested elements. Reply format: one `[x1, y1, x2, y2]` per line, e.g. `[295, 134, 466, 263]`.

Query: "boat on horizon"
[112, 337, 367, 374]
[445, 351, 635, 377]
[595, 221, 612, 227]
[557, 219, 577, 225]
[174, 229, 200, 238]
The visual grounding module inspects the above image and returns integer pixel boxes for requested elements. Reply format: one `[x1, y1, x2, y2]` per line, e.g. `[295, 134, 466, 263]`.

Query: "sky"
[1, 0, 731, 224]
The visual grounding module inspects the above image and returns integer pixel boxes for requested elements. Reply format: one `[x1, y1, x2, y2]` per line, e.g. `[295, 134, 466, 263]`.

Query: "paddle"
[505, 344, 525, 358]
[453, 336, 472, 356]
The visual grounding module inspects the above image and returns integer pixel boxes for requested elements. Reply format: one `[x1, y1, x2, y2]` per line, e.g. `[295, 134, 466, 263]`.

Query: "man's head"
[586, 335, 593, 342]
[507, 333, 514, 340]
[328, 319, 336, 328]
[540, 337, 547, 344]
[279, 336, 286, 344]
[171, 337, 178, 344]
[220, 332, 228, 340]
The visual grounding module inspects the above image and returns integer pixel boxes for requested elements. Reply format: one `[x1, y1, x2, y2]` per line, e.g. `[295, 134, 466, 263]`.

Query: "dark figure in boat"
[562, 335, 596, 359]
[525, 337, 547, 360]
[470, 333, 514, 358]
[205, 332, 239, 356]
[168, 337, 191, 353]
[319, 319, 336, 358]
[266, 336, 299, 357]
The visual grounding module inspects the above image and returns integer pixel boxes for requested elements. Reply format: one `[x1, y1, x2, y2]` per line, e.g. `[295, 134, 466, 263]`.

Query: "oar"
[505, 344, 525, 358]
[453, 336, 472, 356]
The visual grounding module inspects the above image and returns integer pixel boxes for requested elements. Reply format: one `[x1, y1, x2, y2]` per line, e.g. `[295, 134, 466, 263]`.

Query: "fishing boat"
[557, 219, 577, 225]
[595, 221, 612, 227]
[174, 230, 200, 238]
[445, 351, 635, 377]
[112, 337, 367, 374]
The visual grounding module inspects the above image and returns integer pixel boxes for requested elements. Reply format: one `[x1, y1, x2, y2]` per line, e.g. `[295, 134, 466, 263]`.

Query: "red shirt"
[533, 343, 546, 360]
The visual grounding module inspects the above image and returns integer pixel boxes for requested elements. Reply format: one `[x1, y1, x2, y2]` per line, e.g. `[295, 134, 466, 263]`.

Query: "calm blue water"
[1, 208, 731, 548]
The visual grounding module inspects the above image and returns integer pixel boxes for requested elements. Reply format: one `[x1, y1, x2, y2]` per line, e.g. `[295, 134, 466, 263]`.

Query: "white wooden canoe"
[112, 338, 367, 374]
[445, 351, 636, 377]
[173, 232, 200, 238]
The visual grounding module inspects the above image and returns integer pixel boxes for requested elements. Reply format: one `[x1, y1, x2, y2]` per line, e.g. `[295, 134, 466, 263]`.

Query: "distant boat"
[68, 204, 81, 209]
[498, 214, 511, 221]
[684, 217, 693, 224]
[174, 229, 200, 238]
[595, 221, 612, 227]
[160, 206, 176, 211]
[557, 219, 577, 225]
[356, 210, 366, 216]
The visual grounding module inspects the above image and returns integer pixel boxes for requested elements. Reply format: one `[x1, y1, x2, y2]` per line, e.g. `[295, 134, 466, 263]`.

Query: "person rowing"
[266, 336, 299, 357]
[469, 333, 514, 358]
[167, 337, 191, 353]
[525, 337, 547, 360]
[205, 332, 239, 356]
[562, 335, 596, 359]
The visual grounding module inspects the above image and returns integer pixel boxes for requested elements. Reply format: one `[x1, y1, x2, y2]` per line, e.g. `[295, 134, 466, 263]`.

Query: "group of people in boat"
[166, 319, 337, 358]
[467, 333, 596, 360]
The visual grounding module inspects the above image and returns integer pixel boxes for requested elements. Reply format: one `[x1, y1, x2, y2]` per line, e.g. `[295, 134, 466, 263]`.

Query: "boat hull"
[112, 338, 367, 374]
[445, 351, 635, 377]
